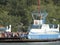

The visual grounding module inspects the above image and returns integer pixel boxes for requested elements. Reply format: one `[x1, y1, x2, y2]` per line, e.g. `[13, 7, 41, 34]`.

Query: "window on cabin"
[49, 24, 58, 28]
[31, 25, 42, 29]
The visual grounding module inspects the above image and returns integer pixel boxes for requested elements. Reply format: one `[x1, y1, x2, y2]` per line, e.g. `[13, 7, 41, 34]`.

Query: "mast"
[38, 0, 40, 13]
[32, 0, 48, 25]
[38, 0, 42, 20]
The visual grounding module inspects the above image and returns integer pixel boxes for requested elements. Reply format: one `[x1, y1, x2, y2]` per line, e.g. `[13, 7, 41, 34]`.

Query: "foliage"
[0, 0, 60, 32]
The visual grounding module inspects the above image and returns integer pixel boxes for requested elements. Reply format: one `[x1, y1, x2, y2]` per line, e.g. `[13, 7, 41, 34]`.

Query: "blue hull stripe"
[28, 34, 60, 39]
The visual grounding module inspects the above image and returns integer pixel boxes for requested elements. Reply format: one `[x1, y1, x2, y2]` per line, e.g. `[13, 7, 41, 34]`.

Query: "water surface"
[0, 41, 60, 45]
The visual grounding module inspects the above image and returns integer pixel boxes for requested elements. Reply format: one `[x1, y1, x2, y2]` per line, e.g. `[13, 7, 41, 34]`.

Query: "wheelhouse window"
[31, 25, 42, 29]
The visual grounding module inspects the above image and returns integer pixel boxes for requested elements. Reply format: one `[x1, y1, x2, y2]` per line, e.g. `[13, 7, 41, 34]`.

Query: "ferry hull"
[28, 34, 60, 40]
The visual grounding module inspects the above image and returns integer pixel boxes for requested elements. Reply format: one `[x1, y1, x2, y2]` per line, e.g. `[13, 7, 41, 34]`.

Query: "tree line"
[0, 0, 60, 32]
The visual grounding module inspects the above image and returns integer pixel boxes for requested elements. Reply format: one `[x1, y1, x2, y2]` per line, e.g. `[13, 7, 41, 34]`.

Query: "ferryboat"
[28, 0, 60, 40]
[28, 10, 60, 40]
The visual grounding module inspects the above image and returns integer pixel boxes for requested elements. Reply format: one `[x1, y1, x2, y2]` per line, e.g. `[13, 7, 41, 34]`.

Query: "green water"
[0, 41, 60, 45]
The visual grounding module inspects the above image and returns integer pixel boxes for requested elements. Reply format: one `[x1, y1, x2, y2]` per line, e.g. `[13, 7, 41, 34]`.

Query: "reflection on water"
[0, 41, 60, 45]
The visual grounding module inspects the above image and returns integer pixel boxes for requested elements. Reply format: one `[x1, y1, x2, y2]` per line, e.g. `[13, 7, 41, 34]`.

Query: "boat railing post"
[58, 24, 59, 30]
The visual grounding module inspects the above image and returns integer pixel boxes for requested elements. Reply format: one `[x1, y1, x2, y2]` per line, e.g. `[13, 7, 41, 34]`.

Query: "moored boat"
[28, 0, 60, 40]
